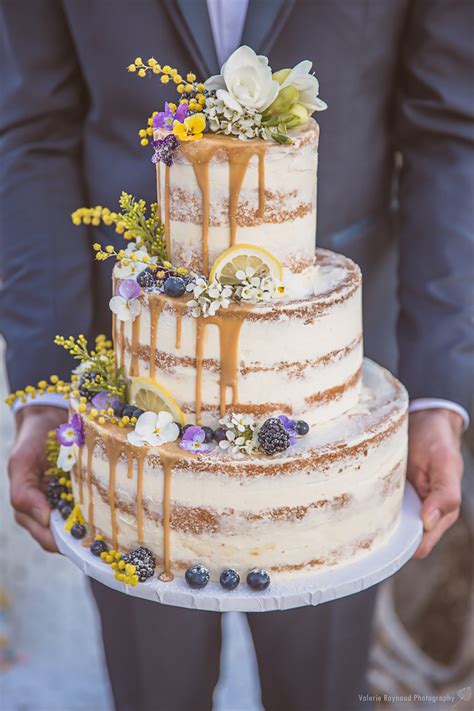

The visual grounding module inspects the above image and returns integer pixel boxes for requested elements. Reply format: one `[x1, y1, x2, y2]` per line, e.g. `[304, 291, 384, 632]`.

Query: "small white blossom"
[218, 413, 258, 455]
[57, 444, 78, 472]
[186, 277, 233, 318]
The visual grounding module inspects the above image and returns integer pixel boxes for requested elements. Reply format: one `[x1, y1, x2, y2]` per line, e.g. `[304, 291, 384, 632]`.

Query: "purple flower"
[57, 414, 85, 447]
[117, 279, 141, 300]
[91, 392, 119, 411]
[151, 134, 180, 167]
[153, 102, 189, 131]
[278, 415, 296, 445]
[179, 425, 212, 454]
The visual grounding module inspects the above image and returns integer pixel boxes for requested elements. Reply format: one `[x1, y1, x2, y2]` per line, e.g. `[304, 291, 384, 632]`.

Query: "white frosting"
[71, 359, 408, 581]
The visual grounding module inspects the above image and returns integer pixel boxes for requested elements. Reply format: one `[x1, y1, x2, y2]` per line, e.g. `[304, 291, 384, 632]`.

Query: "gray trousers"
[90, 579, 377, 711]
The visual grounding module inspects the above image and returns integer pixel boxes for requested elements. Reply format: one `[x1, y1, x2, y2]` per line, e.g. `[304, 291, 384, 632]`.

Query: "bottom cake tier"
[70, 358, 408, 582]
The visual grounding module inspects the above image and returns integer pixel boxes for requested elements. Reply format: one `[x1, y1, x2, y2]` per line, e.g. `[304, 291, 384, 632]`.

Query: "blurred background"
[1, 335, 473, 709]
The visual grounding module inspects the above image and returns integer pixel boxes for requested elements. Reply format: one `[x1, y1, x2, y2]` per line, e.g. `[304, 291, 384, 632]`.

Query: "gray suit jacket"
[1, 0, 473, 413]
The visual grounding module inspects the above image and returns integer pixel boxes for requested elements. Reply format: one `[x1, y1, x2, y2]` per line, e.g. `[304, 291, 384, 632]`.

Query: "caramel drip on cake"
[119, 322, 125, 368]
[148, 299, 164, 379]
[158, 446, 181, 581]
[175, 310, 183, 349]
[103, 436, 122, 550]
[195, 311, 245, 422]
[180, 136, 267, 273]
[127, 452, 133, 480]
[129, 314, 141, 377]
[165, 165, 171, 259]
[77, 445, 84, 504]
[136, 450, 145, 544]
[85, 429, 97, 537]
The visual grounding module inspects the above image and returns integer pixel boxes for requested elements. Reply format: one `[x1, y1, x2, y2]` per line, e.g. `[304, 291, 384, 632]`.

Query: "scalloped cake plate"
[51, 483, 422, 613]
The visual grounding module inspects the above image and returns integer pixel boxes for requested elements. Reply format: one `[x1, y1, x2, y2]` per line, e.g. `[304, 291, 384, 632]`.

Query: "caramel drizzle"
[119, 321, 125, 368]
[127, 452, 133, 480]
[179, 137, 267, 274]
[165, 165, 171, 259]
[175, 310, 182, 349]
[129, 314, 141, 377]
[103, 436, 121, 550]
[148, 299, 164, 379]
[85, 429, 97, 538]
[136, 451, 145, 544]
[195, 311, 245, 423]
[77, 445, 84, 504]
[158, 447, 181, 581]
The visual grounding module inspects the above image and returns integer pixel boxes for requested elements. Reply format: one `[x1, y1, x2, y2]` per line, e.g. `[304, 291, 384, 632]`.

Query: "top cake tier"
[155, 119, 319, 276]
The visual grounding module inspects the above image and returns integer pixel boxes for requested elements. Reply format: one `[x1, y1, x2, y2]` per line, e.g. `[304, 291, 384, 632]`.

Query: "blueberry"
[219, 568, 240, 591]
[214, 427, 228, 443]
[137, 267, 157, 289]
[122, 405, 137, 419]
[185, 564, 210, 589]
[295, 420, 309, 436]
[163, 276, 186, 298]
[132, 408, 145, 420]
[113, 400, 126, 417]
[59, 503, 73, 520]
[202, 426, 214, 443]
[246, 569, 270, 591]
[90, 539, 108, 557]
[70, 523, 86, 540]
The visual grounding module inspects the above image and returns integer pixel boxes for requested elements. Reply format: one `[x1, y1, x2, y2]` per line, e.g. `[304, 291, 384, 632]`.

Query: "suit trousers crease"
[90, 579, 377, 711]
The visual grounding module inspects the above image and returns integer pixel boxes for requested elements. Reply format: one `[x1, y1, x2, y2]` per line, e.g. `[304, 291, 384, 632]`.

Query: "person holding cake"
[1, 2, 472, 711]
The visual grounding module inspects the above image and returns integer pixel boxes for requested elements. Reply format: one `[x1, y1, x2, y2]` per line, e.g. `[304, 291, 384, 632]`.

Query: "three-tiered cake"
[9, 47, 408, 590]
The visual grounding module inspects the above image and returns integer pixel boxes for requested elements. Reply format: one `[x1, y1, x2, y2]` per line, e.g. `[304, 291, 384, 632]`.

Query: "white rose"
[274, 60, 327, 112]
[205, 46, 279, 113]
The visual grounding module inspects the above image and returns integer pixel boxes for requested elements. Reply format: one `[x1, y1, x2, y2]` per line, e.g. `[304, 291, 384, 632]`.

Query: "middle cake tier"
[113, 249, 363, 426]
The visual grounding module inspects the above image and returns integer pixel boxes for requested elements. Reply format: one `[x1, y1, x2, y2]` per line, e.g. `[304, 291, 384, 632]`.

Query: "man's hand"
[8, 405, 68, 553]
[407, 409, 464, 559]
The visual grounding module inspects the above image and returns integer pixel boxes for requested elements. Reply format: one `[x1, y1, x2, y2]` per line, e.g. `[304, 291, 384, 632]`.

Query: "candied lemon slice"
[129, 377, 185, 425]
[209, 244, 283, 286]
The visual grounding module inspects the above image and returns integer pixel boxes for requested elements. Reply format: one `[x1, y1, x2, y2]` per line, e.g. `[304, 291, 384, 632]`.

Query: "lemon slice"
[209, 244, 283, 286]
[129, 377, 185, 425]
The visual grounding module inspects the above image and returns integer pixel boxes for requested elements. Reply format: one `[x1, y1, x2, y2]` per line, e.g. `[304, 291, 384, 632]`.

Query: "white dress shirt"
[14, 0, 469, 431]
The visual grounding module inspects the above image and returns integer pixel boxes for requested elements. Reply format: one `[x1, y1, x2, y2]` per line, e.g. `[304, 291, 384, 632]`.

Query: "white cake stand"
[51, 483, 422, 613]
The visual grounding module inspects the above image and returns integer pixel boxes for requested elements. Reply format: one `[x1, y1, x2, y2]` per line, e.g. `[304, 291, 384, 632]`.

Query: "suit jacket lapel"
[241, 0, 296, 57]
[161, 0, 220, 79]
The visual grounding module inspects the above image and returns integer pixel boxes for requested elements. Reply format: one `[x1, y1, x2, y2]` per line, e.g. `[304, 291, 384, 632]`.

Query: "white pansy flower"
[57, 444, 78, 472]
[275, 60, 327, 113]
[205, 46, 279, 113]
[127, 411, 180, 448]
[109, 279, 141, 322]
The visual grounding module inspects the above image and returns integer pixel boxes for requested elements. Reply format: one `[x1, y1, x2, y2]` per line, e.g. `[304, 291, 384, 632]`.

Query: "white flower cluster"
[218, 413, 258, 455]
[204, 95, 267, 141]
[234, 267, 285, 304]
[186, 277, 233, 317]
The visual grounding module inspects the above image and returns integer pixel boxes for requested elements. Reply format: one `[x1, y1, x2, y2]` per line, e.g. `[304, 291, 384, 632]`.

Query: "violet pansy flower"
[91, 392, 119, 411]
[278, 415, 296, 445]
[151, 134, 180, 167]
[57, 414, 85, 447]
[109, 279, 141, 322]
[153, 102, 189, 131]
[179, 425, 212, 454]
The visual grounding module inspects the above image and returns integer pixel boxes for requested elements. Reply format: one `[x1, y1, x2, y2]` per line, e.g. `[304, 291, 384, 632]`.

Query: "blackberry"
[247, 569, 270, 591]
[257, 418, 290, 455]
[137, 267, 157, 289]
[59, 502, 73, 520]
[78, 370, 100, 401]
[122, 546, 156, 582]
[46, 477, 66, 508]
[185, 564, 210, 589]
[90, 539, 108, 557]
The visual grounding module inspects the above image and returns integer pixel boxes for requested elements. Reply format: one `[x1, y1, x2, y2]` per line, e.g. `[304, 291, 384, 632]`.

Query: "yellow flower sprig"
[127, 57, 204, 97]
[72, 193, 166, 262]
[100, 548, 139, 586]
[5, 376, 73, 408]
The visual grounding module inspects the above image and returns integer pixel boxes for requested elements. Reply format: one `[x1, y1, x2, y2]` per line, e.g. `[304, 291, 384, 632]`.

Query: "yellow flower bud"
[186, 72, 196, 82]
[147, 58, 157, 67]
[138, 69, 146, 78]
[127, 64, 137, 73]
[134, 57, 143, 66]
[140, 138, 149, 146]
[160, 75, 170, 84]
